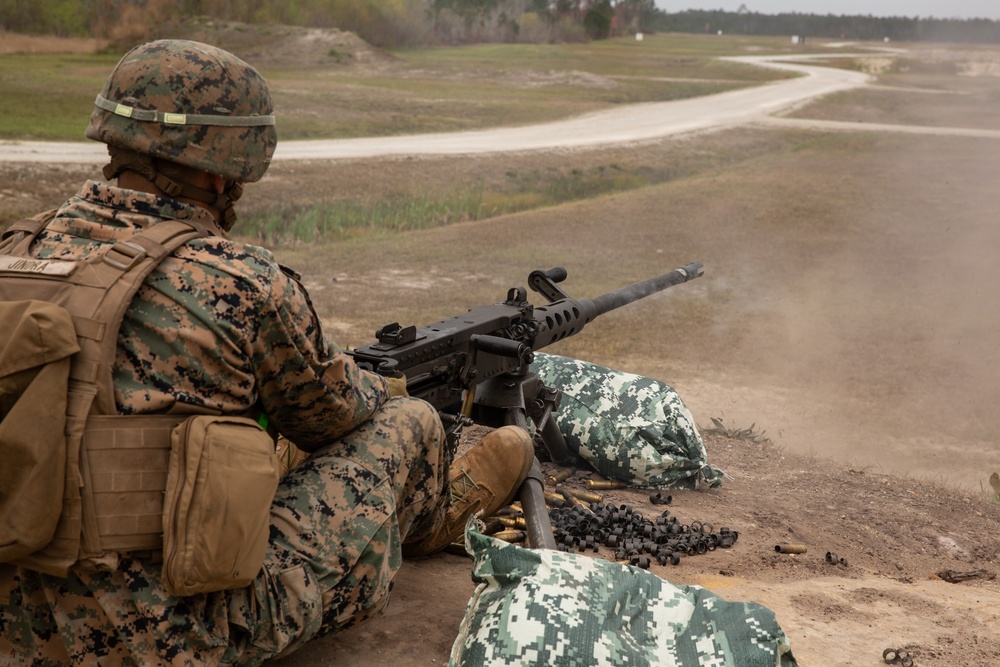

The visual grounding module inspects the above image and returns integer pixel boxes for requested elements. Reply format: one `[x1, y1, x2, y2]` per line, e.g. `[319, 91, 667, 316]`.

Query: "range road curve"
[6, 52, 994, 164]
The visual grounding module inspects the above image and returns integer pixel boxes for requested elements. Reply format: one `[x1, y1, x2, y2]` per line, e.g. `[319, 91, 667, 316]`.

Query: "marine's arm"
[251, 262, 390, 450]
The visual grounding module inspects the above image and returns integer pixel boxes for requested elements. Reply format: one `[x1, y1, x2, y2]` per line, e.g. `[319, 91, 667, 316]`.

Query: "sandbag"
[530, 353, 723, 489]
[450, 518, 797, 667]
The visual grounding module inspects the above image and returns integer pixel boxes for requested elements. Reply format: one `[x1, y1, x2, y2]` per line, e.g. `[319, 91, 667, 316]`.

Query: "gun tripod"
[462, 366, 575, 550]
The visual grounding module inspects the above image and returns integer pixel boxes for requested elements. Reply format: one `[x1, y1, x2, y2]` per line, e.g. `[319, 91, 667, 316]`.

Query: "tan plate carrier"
[0, 214, 216, 576]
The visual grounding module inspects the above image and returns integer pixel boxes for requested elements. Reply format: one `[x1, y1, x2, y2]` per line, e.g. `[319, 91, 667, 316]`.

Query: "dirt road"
[0, 53, 872, 163]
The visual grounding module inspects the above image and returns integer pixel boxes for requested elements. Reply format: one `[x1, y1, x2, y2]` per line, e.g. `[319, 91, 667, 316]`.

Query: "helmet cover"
[86, 39, 276, 182]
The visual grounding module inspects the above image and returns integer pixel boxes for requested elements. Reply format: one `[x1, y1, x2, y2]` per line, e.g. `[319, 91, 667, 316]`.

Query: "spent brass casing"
[775, 543, 808, 554]
[565, 488, 603, 503]
[494, 529, 527, 543]
[555, 486, 582, 505]
[498, 516, 527, 529]
[479, 517, 505, 535]
[587, 479, 625, 490]
[544, 492, 568, 508]
[493, 506, 522, 518]
[546, 468, 576, 486]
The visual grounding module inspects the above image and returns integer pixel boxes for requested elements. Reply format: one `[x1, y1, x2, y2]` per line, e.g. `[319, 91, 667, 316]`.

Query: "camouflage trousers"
[0, 397, 449, 666]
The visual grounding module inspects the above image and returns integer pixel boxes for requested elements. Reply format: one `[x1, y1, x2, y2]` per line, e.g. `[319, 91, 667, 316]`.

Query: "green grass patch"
[0, 53, 119, 139]
[240, 188, 489, 244]
[238, 162, 654, 244]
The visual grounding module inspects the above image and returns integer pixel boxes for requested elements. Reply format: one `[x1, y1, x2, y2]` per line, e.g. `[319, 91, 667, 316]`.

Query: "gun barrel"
[589, 262, 703, 317]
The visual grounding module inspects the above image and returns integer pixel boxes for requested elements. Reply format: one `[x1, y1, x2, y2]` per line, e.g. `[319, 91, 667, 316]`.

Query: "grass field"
[0, 53, 120, 139]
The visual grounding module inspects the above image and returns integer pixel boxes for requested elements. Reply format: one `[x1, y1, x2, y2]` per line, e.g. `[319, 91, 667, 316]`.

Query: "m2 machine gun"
[350, 261, 704, 549]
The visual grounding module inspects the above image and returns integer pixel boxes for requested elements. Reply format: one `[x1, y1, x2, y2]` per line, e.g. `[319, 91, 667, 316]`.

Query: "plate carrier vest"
[0, 213, 216, 576]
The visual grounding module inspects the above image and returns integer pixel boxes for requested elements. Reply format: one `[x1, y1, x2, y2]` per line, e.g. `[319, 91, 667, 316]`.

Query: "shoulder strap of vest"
[82, 219, 218, 414]
[72, 219, 217, 560]
[0, 210, 58, 256]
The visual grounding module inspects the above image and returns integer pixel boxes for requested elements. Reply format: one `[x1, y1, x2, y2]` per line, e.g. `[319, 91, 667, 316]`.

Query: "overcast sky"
[653, 1, 1000, 21]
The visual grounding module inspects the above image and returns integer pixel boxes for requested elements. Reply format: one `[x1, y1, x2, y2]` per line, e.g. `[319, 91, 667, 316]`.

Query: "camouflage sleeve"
[252, 263, 389, 450]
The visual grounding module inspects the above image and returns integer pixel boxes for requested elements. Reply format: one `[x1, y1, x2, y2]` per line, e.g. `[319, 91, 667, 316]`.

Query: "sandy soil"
[0, 31, 109, 55]
[268, 431, 1000, 667]
[256, 120, 1000, 665]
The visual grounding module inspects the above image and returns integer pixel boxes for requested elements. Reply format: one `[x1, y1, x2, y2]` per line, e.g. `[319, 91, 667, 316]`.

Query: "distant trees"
[0, 0, 663, 46]
[424, 0, 657, 43]
[0, 0, 91, 36]
[2, 0, 998, 46]
[649, 9, 1000, 44]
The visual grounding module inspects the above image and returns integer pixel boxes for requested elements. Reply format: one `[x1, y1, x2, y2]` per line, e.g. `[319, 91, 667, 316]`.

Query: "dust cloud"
[687, 130, 1000, 492]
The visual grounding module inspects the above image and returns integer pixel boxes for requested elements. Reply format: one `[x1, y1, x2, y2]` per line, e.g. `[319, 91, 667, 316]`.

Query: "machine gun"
[350, 262, 704, 549]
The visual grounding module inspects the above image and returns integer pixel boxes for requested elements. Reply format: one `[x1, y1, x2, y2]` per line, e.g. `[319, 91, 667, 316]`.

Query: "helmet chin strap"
[103, 147, 242, 231]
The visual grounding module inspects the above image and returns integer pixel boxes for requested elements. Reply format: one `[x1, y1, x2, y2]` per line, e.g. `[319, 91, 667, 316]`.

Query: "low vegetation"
[240, 159, 710, 244]
[2, 0, 999, 49]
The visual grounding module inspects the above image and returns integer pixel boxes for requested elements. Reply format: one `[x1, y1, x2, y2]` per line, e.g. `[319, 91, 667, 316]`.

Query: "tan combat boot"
[403, 425, 535, 557]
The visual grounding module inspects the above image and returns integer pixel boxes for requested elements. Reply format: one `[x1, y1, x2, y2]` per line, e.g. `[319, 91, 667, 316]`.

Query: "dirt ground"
[0, 31, 109, 55]
[269, 433, 1000, 667]
[244, 125, 1000, 663]
[3, 30, 1000, 667]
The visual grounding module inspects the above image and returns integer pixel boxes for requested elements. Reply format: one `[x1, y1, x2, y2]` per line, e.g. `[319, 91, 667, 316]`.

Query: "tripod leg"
[505, 409, 557, 550]
[519, 459, 556, 549]
[539, 416, 573, 466]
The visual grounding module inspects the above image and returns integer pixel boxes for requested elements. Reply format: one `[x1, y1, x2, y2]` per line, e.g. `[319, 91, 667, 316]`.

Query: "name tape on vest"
[0, 255, 78, 276]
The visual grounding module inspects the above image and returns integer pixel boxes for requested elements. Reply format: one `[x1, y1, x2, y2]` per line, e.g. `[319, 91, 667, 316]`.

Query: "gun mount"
[350, 262, 704, 549]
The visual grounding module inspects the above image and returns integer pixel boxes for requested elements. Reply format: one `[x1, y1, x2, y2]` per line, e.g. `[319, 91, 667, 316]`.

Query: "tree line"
[2, 0, 998, 47]
[651, 9, 1000, 44]
[0, 0, 658, 46]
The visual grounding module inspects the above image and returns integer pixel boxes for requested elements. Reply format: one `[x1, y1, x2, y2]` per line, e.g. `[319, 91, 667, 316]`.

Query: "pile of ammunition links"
[482, 468, 738, 569]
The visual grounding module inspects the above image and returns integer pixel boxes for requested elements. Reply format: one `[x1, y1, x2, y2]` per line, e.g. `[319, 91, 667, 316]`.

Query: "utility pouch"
[162, 415, 279, 597]
[0, 301, 79, 564]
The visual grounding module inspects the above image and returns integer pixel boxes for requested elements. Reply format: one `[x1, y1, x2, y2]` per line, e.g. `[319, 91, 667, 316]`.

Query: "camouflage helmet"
[86, 39, 276, 183]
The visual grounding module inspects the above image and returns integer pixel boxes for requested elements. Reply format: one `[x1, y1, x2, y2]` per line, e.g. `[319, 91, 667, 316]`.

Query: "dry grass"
[785, 44, 1000, 129]
[0, 31, 109, 54]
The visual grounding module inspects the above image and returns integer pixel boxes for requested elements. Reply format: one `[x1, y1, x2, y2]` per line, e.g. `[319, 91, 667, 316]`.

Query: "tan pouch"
[0, 301, 79, 564]
[162, 416, 279, 597]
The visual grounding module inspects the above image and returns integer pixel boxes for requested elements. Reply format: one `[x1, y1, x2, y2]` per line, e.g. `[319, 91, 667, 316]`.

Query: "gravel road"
[0, 54, 873, 163]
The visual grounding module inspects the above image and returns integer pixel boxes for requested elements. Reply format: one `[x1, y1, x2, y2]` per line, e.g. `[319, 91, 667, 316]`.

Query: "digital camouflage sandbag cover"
[529, 353, 724, 489]
[450, 519, 796, 667]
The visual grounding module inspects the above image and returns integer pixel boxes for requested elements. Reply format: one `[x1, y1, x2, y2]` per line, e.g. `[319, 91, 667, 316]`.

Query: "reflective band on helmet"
[95, 94, 275, 127]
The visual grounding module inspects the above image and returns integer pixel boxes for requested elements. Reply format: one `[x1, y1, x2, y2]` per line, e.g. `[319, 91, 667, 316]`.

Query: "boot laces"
[449, 469, 481, 507]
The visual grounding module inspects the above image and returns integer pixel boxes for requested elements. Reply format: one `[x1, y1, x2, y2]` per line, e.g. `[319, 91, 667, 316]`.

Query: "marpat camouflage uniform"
[0, 182, 451, 666]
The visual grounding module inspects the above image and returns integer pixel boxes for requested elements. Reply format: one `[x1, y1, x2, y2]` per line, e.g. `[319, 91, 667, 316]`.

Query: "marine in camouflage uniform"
[0, 40, 534, 665]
